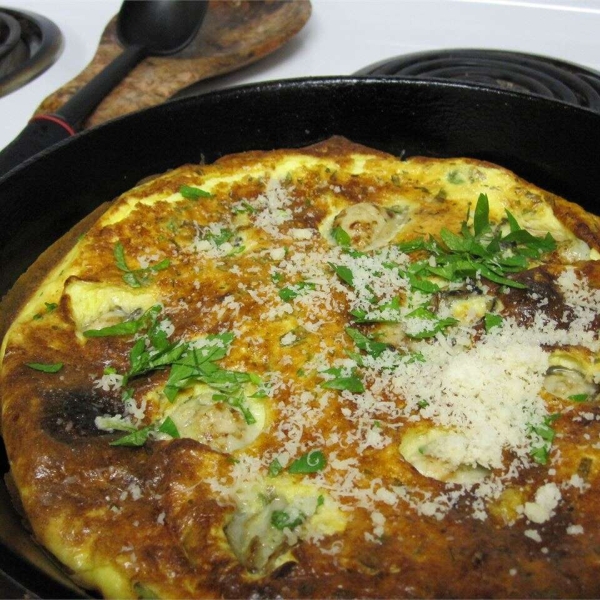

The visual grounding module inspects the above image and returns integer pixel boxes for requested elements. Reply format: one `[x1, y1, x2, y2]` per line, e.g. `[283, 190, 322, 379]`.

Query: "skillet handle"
[0, 116, 75, 178]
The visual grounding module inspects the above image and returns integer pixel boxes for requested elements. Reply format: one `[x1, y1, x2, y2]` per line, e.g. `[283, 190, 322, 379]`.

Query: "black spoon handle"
[56, 44, 146, 125]
[0, 45, 147, 179]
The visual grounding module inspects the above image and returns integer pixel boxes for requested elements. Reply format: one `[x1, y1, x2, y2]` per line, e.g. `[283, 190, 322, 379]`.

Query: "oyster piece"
[399, 427, 490, 485]
[332, 202, 408, 250]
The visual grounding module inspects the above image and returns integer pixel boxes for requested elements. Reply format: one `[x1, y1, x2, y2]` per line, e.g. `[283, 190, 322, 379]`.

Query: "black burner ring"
[355, 49, 600, 113]
[0, 7, 62, 97]
[0, 12, 20, 61]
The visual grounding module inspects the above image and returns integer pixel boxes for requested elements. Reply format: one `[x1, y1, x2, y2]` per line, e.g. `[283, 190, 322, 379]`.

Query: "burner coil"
[0, 8, 62, 97]
[356, 49, 600, 113]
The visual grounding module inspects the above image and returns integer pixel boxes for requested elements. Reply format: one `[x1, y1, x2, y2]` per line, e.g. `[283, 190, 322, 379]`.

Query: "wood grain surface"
[35, 0, 311, 129]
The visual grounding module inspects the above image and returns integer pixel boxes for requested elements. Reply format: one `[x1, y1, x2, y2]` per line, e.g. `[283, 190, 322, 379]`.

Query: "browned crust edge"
[0, 201, 113, 347]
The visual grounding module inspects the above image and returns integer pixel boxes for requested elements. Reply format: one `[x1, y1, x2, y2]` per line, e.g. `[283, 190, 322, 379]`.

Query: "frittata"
[2, 137, 600, 598]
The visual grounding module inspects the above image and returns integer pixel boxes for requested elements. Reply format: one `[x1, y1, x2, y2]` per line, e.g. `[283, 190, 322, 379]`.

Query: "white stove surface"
[1, 0, 599, 150]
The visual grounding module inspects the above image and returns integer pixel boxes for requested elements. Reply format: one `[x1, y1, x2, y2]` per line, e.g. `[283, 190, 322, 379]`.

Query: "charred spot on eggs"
[41, 388, 123, 443]
[502, 267, 570, 326]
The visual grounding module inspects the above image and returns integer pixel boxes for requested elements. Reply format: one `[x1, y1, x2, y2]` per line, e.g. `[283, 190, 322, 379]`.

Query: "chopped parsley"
[83, 305, 163, 338]
[161, 332, 261, 424]
[350, 297, 403, 324]
[278, 281, 316, 302]
[568, 394, 589, 403]
[26, 362, 63, 373]
[346, 327, 388, 358]
[213, 393, 256, 425]
[529, 414, 560, 465]
[320, 366, 364, 393]
[484, 313, 503, 332]
[114, 242, 170, 288]
[288, 450, 327, 474]
[179, 185, 212, 200]
[404, 307, 458, 339]
[87, 310, 257, 424]
[271, 510, 304, 531]
[32, 301, 59, 321]
[110, 416, 180, 447]
[331, 226, 351, 247]
[268, 458, 284, 477]
[397, 193, 556, 290]
[329, 263, 355, 287]
[204, 228, 234, 247]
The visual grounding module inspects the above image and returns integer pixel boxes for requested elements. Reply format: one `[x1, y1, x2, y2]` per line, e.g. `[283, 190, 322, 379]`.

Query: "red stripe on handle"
[29, 114, 77, 136]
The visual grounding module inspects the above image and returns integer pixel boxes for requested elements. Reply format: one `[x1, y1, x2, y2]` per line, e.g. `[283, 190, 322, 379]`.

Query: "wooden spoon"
[35, 0, 312, 130]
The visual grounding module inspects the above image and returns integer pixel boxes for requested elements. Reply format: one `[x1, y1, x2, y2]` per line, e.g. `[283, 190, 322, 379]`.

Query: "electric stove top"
[0, 7, 62, 97]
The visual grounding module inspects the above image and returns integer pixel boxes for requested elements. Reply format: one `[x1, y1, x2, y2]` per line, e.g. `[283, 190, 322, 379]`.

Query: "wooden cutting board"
[35, 0, 311, 129]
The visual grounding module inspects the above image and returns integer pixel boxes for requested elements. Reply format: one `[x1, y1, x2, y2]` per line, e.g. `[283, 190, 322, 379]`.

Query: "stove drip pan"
[0, 7, 62, 98]
[356, 49, 600, 113]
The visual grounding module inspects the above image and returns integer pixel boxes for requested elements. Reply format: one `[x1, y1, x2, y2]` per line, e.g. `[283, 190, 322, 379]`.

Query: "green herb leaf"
[320, 367, 365, 393]
[110, 426, 152, 447]
[396, 194, 556, 290]
[331, 226, 351, 247]
[180, 185, 212, 200]
[162, 333, 257, 410]
[405, 307, 458, 339]
[232, 200, 255, 215]
[473, 193, 490, 237]
[214, 393, 256, 425]
[288, 450, 327, 474]
[329, 263, 355, 287]
[122, 272, 142, 288]
[396, 238, 426, 253]
[346, 327, 388, 358]
[271, 510, 304, 531]
[114, 242, 170, 288]
[26, 362, 63, 373]
[530, 445, 550, 465]
[268, 458, 284, 478]
[350, 297, 403, 324]
[114, 241, 130, 272]
[568, 393, 589, 403]
[529, 414, 560, 465]
[84, 305, 163, 338]
[278, 281, 316, 302]
[484, 313, 503, 332]
[157, 416, 180, 438]
[128, 340, 187, 383]
[406, 272, 440, 294]
[505, 210, 521, 233]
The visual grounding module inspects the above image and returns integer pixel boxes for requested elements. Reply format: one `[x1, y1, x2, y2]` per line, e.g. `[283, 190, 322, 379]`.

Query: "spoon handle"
[0, 45, 146, 178]
[57, 45, 147, 127]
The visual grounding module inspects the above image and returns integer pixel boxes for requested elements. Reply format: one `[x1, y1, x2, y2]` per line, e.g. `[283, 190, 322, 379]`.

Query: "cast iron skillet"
[1, 76, 600, 598]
